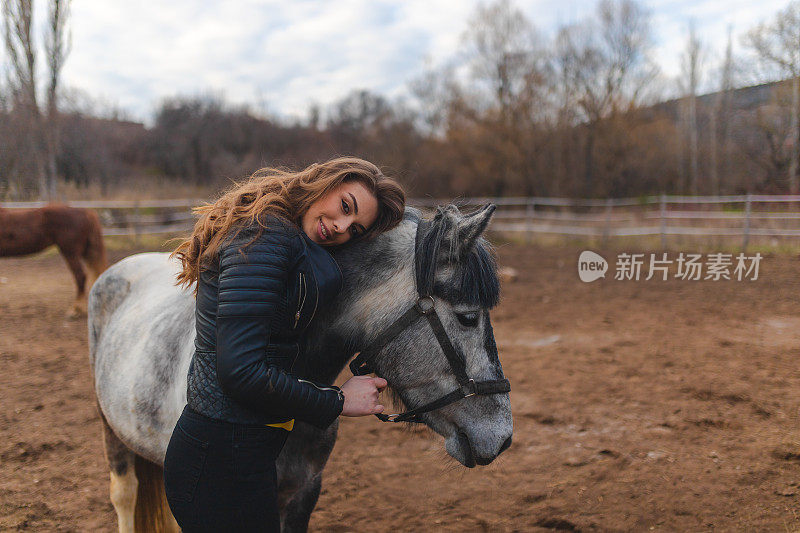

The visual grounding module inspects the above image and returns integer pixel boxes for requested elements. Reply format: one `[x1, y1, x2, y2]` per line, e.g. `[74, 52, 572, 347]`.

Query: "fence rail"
[416, 194, 800, 248]
[4, 195, 800, 247]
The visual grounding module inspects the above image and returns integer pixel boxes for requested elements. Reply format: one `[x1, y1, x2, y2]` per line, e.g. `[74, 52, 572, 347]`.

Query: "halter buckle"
[414, 295, 435, 315]
[462, 379, 476, 398]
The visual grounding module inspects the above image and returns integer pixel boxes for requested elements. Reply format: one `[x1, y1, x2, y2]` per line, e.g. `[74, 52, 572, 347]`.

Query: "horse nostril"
[499, 435, 512, 455]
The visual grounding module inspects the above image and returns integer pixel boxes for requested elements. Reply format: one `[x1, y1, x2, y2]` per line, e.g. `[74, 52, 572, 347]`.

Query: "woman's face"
[300, 180, 379, 246]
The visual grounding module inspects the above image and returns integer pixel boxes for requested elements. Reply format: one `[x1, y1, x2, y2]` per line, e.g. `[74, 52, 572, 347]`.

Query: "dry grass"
[56, 176, 216, 202]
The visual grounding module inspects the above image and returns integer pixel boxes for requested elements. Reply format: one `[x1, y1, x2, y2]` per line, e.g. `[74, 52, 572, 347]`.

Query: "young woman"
[164, 157, 406, 531]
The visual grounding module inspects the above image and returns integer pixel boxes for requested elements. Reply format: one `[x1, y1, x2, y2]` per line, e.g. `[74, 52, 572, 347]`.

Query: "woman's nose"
[332, 216, 352, 234]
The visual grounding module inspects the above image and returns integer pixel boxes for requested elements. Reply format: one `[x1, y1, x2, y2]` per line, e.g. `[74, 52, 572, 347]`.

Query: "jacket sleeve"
[215, 224, 344, 429]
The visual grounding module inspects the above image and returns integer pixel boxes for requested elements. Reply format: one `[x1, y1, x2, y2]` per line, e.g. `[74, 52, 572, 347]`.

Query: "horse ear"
[456, 204, 496, 255]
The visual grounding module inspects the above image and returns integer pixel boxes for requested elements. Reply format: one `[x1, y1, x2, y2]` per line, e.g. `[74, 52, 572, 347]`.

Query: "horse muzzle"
[445, 427, 513, 468]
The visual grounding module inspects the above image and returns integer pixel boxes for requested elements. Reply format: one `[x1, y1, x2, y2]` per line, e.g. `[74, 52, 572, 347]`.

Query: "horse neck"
[302, 220, 418, 384]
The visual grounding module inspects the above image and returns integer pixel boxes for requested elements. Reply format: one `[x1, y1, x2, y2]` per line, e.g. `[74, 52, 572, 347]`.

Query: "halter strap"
[349, 216, 511, 423]
[374, 378, 512, 423]
[348, 219, 432, 376]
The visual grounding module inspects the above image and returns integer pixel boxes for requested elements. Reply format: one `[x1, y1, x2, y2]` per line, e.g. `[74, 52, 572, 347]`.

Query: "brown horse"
[0, 204, 108, 317]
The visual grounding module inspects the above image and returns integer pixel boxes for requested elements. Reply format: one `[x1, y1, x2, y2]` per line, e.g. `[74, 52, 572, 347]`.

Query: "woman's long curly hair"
[172, 157, 405, 289]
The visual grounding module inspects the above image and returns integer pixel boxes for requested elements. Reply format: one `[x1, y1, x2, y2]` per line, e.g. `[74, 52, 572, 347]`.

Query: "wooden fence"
[0, 199, 200, 236]
[415, 194, 800, 249]
[4, 195, 800, 248]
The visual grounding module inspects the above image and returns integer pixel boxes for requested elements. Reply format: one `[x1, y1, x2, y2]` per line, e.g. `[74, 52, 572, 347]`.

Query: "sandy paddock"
[2, 242, 800, 531]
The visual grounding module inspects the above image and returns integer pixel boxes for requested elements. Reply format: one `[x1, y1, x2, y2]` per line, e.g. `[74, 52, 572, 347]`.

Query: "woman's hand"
[340, 375, 388, 417]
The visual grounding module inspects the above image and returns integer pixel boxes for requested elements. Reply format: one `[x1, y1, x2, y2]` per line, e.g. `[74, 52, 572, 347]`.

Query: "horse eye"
[456, 312, 479, 328]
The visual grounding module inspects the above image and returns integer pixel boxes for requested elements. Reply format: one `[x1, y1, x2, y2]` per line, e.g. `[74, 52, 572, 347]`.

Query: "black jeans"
[164, 405, 290, 532]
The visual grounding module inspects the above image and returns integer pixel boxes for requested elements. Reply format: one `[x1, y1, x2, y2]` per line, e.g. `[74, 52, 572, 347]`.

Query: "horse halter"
[348, 215, 511, 423]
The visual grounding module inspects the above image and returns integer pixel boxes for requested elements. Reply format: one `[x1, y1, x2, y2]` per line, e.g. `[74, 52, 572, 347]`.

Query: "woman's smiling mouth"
[318, 219, 330, 241]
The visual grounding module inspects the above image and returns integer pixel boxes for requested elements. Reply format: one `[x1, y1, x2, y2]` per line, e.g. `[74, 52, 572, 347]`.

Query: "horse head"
[322, 204, 512, 468]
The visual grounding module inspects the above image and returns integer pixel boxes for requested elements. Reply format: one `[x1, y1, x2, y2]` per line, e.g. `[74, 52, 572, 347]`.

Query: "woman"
[164, 157, 405, 532]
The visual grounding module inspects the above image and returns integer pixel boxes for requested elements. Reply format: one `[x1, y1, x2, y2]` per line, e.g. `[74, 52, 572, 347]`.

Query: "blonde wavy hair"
[172, 157, 406, 288]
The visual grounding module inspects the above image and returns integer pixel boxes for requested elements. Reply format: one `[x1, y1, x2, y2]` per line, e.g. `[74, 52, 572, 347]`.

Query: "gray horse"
[89, 204, 513, 532]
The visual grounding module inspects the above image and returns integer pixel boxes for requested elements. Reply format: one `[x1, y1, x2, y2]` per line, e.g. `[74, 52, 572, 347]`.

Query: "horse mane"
[414, 206, 500, 309]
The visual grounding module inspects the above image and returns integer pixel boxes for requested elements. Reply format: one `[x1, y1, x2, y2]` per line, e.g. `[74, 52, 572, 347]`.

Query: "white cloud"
[0, 0, 793, 123]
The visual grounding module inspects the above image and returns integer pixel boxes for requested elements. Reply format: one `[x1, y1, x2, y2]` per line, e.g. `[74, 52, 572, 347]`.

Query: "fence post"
[602, 198, 612, 246]
[525, 198, 535, 244]
[743, 193, 751, 251]
[133, 201, 141, 246]
[659, 194, 667, 249]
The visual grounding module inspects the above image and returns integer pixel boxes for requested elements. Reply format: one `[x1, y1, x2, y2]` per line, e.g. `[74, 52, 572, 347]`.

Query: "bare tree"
[409, 63, 458, 137]
[462, 0, 544, 119]
[709, 26, 736, 194]
[3, 0, 45, 196]
[745, 0, 800, 193]
[720, 27, 735, 191]
[2, 0, 70, 200]
[458, 0, 550, 196]
[679, 21, 703, 194]
[44, 0, 71, 199]
[555, 0, 657, 195]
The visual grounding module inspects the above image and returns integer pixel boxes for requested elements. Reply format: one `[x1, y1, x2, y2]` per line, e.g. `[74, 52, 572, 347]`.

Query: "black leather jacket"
[186, 215, 345, 429]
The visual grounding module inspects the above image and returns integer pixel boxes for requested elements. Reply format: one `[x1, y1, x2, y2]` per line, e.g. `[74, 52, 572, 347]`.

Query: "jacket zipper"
[293, 237, 322, 330]
[294, 271, 320, 330]
[293, 272, 307, 329]
[297, 378, 340, 394]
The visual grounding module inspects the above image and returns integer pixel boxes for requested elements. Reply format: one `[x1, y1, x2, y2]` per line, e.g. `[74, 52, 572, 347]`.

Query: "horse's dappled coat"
[89, 205, 512, 532]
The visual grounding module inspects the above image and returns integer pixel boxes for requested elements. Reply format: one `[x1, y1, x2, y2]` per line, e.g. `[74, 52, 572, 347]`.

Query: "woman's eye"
[350, 226, 360, 237]
[456, 312, 479, 328]
[341, 199, 349, 214]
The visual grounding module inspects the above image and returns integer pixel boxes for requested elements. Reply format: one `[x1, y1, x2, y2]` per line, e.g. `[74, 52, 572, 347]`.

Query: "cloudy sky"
[13, 0, 794, 123]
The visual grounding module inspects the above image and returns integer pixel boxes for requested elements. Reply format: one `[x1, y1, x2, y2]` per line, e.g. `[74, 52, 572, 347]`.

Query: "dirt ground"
[2, 240, 800, 532]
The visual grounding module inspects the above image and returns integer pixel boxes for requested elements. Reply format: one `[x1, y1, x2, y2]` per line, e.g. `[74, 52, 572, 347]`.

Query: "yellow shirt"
[265, 419, 294, 431]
